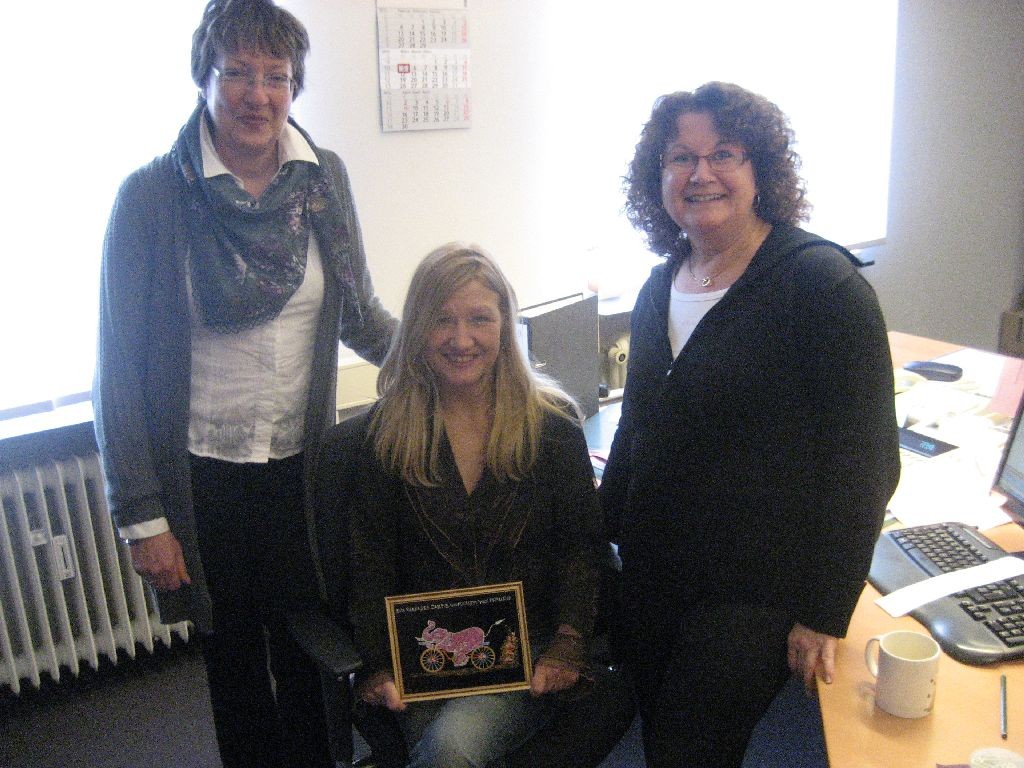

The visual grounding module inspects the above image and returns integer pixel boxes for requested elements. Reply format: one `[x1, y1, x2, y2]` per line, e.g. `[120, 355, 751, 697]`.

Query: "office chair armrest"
[287, 610, 364, 680]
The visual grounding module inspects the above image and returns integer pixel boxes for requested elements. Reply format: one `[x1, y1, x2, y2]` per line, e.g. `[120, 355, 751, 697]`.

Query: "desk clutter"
[869, 521, 1024, 665]
[809, 334, 1024, 767]
[889, 348, 1024, 531]
[871, 347, 1024, 667]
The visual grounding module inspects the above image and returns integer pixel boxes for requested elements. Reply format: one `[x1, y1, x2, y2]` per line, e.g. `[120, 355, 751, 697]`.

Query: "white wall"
[288, 0, 584, 321]
[287, 0, 1024, 354]
[865, 0, 1024, 351]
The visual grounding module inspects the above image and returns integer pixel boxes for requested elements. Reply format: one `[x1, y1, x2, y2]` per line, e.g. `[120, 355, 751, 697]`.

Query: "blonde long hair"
[372, 243, 578, 486]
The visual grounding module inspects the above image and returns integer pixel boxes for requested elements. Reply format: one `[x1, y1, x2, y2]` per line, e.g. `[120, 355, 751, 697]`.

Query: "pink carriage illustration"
[415, 619, 505, 673]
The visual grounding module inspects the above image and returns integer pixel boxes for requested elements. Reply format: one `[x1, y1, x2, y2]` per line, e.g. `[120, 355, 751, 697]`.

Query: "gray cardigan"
[93, 146, 396, 631]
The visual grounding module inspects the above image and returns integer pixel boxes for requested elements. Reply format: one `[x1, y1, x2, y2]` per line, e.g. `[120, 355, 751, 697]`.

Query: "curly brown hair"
[624, 82, 810, 258]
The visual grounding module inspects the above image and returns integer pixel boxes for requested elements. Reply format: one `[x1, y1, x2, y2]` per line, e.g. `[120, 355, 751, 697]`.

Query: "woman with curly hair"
[599, 82, 900, 766]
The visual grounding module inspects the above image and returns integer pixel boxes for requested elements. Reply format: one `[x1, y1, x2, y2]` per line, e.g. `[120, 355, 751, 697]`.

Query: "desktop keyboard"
[868, 521, 1024, 665]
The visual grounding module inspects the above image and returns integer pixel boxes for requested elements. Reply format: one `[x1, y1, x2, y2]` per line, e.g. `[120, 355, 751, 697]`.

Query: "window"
[536, 1, 897, 298]
[2, 3, 203, 411]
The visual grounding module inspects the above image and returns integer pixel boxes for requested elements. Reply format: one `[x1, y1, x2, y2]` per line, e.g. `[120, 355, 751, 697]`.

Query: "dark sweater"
[599, 224, 900, 641]
[322, 409, 606, 675]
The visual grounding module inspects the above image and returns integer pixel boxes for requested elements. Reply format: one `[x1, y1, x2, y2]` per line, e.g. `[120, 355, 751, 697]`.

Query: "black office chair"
[293, 412, 636, 768]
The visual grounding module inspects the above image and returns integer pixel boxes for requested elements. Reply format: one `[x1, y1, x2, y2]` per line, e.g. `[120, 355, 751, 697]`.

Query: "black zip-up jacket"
[599, 224, 900, 642]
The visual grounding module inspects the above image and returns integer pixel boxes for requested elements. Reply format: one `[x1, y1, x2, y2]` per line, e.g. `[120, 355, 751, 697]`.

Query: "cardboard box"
[999, 309, 1024, 358]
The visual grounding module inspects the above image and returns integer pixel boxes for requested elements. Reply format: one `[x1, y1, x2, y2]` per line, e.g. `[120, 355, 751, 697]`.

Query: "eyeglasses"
[661, 148, 748, 174]
[213, 67, 293, 93]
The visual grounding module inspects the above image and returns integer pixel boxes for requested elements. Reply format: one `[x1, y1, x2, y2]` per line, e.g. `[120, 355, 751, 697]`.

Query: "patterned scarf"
[172, 103, 355, 332]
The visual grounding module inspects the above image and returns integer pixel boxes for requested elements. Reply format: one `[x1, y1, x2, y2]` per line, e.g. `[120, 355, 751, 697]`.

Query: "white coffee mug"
[864, 630, 940, 718]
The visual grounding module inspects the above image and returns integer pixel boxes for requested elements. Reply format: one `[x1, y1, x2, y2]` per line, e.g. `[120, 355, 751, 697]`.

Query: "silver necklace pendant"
[686, 257, 717, 287]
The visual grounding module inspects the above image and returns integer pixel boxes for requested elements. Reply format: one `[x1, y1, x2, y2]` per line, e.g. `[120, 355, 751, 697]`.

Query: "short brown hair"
[191, 0, 310, 97]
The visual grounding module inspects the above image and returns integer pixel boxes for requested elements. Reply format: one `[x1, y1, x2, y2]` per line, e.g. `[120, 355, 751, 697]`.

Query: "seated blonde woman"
[322, 243, 605, 768]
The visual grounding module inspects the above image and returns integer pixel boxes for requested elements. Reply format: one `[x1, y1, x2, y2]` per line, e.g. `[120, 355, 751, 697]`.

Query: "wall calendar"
[376, 0, 470, 132]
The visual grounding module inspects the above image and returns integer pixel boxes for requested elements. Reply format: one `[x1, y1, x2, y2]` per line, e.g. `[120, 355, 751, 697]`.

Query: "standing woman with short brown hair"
[93, 1, 396, 764]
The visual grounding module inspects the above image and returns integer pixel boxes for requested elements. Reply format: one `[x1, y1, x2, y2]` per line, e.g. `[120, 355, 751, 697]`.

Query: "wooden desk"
[819, 332, 1024, 764]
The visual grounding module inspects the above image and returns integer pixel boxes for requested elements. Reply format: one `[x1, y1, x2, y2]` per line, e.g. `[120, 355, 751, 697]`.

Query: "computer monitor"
[993, 395, 1024, 524]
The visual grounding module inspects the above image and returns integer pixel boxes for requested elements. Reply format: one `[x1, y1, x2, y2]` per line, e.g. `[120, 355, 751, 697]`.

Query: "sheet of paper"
[889, 419, 1011, 530]
[889, 457, 1012, 530]
[876, 556, 1024, 617]
[896, 380, 991, 428]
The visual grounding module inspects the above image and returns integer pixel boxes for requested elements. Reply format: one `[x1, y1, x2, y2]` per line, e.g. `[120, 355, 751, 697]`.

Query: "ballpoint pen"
[1001, 674, 1008, 740]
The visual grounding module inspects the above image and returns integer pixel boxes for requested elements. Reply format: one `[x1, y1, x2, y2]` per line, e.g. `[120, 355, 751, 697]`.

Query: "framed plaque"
[385, 581, 532, 702]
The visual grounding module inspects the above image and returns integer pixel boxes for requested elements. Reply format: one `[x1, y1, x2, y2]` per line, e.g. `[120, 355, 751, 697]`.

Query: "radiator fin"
[0, 454, 189, 695]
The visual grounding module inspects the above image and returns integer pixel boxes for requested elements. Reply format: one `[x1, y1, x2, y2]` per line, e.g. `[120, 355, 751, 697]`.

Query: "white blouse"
[187, 116, 324, 464]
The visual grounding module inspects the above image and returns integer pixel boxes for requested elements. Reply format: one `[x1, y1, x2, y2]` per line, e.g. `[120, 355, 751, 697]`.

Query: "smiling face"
[203, 48, 293, 169]
[425, 278, 503, 400]
[660, 111, 760, 242]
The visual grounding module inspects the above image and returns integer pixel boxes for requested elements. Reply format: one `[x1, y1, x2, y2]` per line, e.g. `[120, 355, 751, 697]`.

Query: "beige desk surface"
[819, 332, 1024, 765]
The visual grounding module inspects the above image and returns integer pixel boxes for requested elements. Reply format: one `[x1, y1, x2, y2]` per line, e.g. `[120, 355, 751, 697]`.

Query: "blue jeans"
[398, 689, 551, 768]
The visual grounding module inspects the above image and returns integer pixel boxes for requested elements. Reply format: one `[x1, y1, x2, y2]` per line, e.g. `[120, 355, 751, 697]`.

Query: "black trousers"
[190, 453, 332, 768]
[629, 601, 793, 768]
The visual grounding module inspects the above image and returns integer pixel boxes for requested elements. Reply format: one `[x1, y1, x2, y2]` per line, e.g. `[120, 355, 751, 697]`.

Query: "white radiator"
[0, 452, 189, 695]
